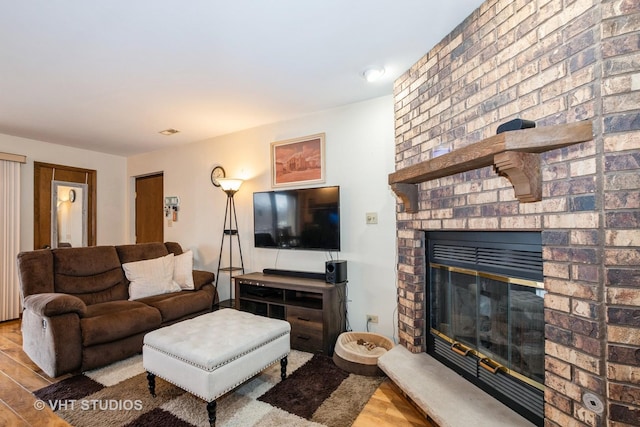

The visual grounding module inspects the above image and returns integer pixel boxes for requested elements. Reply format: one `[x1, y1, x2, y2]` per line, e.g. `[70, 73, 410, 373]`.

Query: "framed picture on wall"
[271, 133, 325, 187]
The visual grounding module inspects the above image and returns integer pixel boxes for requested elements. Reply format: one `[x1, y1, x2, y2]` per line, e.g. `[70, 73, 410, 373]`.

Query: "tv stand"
[235, 272, 346, 355]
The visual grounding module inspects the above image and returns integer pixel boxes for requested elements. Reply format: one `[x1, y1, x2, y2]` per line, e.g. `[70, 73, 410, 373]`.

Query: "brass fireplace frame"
[428, 263, 544, 391]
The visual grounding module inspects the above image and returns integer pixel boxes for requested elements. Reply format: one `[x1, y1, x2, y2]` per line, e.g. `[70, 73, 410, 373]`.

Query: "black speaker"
[325, 260, 347, 284]
[496, 118, 535, 134]
[263, 268, 325, 281]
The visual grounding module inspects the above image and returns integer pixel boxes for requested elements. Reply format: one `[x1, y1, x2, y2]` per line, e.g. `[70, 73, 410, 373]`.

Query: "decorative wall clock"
[210, 166, 226, 187]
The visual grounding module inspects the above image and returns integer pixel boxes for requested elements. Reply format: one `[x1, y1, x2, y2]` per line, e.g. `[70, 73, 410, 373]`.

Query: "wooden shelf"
[218, 266, 244, 272]
[388, 121, 593, 212]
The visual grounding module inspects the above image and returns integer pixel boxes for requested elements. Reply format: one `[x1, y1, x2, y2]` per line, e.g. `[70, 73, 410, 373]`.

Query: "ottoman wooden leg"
[147, 372, 156, 397]
[207, 400, 217, 427]
[280, 356, 288, 380]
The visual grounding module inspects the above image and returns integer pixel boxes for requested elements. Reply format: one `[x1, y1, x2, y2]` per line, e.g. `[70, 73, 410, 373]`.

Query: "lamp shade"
[218, 178, 243, 194]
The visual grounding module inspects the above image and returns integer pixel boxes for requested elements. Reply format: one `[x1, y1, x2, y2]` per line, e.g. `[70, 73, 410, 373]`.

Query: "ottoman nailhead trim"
[147, 351, 290, 402]
[145, 331, 290, 372]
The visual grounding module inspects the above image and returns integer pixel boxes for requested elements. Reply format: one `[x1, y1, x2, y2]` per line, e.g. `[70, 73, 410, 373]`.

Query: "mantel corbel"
[388, 121, 593, 212]
[390, 183, 418, 213]
[493, 151, 541, 203]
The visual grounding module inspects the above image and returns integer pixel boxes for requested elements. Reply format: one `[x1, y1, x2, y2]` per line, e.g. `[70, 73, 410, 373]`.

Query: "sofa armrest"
[192, 270, 215, 291]
[23, 293, 87, 317]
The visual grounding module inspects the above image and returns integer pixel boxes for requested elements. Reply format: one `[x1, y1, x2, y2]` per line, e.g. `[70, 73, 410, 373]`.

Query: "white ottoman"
[143, 309, 291, 426]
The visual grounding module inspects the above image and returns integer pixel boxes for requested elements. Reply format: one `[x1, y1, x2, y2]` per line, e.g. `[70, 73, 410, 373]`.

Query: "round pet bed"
[333, 332, 394, 376]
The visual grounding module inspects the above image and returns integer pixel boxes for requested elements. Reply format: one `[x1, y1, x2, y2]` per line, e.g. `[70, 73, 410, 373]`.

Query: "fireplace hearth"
[426, 231, 544, 426]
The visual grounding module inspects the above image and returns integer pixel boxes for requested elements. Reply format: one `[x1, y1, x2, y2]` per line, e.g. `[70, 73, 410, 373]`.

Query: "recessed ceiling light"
[159, 128, 180, 136]
[362, 67, 385, 82]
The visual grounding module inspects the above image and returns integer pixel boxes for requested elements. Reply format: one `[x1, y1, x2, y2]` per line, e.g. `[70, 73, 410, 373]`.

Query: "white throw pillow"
[173, 250, 195, 290]
[123, 253, 181, 300]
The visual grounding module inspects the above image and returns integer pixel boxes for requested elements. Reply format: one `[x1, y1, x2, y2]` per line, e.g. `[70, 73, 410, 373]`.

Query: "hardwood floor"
[0, 319, 71, 426]
[0, 319, 432, 427]
[352, 379, 435, 427]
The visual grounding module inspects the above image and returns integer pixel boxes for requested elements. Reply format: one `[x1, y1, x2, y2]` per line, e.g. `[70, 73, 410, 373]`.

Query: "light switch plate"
[366, 212, 378, 224]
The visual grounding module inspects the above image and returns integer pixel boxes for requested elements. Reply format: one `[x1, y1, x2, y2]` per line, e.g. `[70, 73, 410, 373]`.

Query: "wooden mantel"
[389, 121, 593, 213]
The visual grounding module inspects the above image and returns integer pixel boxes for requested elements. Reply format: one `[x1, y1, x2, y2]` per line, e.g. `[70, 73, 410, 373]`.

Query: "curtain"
[0, 158, 22, 321]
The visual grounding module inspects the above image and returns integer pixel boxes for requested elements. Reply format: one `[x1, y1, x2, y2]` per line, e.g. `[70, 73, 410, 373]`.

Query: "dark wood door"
[135, 174, 163, 243]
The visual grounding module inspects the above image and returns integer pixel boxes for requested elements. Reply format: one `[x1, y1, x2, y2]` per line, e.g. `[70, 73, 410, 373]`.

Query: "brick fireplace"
[390, 1, 640, 426]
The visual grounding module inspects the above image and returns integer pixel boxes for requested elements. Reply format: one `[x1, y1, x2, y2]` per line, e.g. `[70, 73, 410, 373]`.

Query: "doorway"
[51, 181, 88, 248]
[34, 162, 96, 249]
[135, 173, 163, 243]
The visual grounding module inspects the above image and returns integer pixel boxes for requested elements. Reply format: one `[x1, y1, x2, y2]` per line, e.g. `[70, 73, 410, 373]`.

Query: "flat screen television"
[253, 186, 340, 251]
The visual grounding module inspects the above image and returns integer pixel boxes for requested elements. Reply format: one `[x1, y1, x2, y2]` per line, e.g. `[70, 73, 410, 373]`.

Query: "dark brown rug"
[34, 350, 385, 427]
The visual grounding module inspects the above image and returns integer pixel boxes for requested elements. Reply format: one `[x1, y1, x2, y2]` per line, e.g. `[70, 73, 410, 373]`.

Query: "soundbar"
[263, 268, 326, 281]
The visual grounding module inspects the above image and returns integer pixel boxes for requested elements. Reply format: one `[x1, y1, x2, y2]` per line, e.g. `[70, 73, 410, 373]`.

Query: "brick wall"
[601, 1, 640, 425]
[393, 1, 639, 426]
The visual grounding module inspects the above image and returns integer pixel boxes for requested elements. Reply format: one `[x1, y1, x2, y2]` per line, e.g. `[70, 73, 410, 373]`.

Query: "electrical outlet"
[366, 212, 378, 224]
[366, 314, 378, 324]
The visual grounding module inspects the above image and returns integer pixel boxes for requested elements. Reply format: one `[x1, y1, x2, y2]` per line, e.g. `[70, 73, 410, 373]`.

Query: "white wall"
[0, 134, 127, 250]
[128, 95, 399, 340]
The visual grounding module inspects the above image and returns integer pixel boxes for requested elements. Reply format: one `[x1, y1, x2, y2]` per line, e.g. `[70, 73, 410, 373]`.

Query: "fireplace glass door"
[426, 231, 544, 424]
[430, 264, 545, 385]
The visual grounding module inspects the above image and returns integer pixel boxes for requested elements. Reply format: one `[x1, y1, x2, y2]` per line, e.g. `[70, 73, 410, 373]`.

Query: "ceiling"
[0, 1, 484, 157]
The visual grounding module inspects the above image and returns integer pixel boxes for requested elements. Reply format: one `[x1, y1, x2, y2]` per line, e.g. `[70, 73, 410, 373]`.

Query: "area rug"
[33, 350, 385, 427]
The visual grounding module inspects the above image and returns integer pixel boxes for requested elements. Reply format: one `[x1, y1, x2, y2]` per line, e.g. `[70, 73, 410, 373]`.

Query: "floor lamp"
[215, 178, 245, 308]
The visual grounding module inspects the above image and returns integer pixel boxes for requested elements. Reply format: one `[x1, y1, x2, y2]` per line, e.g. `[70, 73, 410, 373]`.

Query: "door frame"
[34, 162, 97, 249]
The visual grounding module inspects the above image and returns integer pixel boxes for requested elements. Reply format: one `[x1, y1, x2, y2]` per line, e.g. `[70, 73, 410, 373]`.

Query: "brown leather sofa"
[17, 242, 217, 378]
